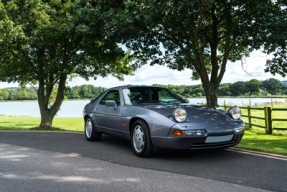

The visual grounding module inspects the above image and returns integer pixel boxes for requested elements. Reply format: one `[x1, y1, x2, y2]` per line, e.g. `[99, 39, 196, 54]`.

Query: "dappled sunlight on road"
[0, 144, 30, 161]
[0, 143, 141, 189]
[0, 173, 139, 184]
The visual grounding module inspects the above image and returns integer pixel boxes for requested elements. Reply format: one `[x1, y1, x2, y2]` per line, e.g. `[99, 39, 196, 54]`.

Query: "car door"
[94, 90, 122, 135]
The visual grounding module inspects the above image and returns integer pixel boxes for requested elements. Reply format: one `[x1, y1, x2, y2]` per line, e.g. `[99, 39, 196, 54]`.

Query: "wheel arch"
[129, 117, 149, 135]
[84, 115, 90, 121]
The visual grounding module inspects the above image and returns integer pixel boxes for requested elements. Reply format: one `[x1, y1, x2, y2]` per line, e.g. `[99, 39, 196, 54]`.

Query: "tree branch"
[8, 48, 38, 77]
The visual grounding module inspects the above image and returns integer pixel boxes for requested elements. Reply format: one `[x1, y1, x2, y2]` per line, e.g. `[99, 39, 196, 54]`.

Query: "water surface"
[0, 98, 285, 117]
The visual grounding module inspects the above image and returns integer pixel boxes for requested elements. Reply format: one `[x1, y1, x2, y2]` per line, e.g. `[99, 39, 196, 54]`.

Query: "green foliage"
[0, 0, 136, 128]
[1, 78, 286, 101]
[65, 85, 106, 99]
[246, 79, 262, 96]
[111, 0, 285, 107]
[261, 1, 287, 78]
[262, 78, 283, 95]
[0, 87, 37, 100]
[229, 81, 246, 96]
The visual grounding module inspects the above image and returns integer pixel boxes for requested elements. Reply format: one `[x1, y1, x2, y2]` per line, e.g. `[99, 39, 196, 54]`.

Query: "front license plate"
[205, 135, 234, 143]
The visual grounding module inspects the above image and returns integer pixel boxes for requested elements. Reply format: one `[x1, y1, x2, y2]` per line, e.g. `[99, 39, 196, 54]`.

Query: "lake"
[0, 98, 286, 117]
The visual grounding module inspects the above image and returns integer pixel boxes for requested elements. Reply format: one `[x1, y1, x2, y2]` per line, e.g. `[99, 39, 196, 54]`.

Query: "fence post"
[248, 106, 252, 128]
[264, 107, 273, 134]
[224, 100, 226, 111]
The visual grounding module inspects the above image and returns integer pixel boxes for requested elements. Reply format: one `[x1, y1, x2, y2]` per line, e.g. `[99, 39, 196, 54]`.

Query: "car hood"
[135, 104, 239, 124]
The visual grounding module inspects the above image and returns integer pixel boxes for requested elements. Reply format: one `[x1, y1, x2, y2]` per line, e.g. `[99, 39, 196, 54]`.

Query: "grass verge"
[1, 115, 287, 155]
[0, 115, 84, 131]
[236, 129, 287, 155]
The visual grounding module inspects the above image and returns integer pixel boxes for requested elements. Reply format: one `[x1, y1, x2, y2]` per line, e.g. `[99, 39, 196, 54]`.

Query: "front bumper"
[151, 132, 244, 150]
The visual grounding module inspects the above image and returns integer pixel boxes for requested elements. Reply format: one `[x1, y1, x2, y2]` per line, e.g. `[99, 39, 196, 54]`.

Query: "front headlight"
[173, 108, 187, 122]
[227, 107, 241, 119]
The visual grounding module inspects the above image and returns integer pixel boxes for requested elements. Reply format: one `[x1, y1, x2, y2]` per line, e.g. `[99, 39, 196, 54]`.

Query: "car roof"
[107, 85, 163, 90]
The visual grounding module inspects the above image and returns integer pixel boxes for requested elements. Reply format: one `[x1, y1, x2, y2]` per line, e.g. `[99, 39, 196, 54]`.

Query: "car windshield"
[122, 87, 186, 105]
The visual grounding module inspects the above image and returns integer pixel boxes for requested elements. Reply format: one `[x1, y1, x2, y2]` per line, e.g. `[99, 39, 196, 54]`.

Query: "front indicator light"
[173, 130, 183, 136]
[234, 127, 245, 133]
[184, 130, 206, 136]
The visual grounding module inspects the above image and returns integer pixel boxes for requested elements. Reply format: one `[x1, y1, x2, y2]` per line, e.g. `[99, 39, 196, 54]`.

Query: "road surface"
[0, 131, 286, 191]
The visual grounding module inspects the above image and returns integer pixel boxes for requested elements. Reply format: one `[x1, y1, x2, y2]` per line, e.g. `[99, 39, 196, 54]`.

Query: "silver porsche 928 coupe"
[83, 86, 245, 157]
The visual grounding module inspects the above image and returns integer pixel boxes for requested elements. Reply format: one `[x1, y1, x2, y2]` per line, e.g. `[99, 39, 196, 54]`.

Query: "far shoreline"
[1, 96, 287, 102]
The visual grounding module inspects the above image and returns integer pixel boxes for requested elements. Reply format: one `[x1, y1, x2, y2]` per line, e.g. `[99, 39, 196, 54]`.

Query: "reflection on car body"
[83, 86, 245, 157]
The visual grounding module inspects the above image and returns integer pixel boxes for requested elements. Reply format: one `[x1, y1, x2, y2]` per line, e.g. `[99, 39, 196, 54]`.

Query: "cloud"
[0, 82, 19, 89]
[1, 51, 286, 89]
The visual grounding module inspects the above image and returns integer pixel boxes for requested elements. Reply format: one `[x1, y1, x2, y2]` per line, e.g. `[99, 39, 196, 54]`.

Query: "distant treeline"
[0, 78, 286, 101]
[0, 85, 106, 101]
[65, 85, 106, 99]
[156, 78, 287, 98]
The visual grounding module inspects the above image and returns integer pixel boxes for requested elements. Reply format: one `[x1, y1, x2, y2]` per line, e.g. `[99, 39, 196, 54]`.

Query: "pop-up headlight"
[227, 107, 241, 119]
[173, 108, 187, 122]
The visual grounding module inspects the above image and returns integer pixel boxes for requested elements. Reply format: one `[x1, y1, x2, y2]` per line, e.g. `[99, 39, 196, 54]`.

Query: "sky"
[0, 50, 286, 89]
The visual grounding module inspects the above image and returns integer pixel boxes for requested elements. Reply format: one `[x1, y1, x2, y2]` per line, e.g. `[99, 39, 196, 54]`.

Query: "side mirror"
[184, 99, 190, 103]
[105, 100, 118, 110]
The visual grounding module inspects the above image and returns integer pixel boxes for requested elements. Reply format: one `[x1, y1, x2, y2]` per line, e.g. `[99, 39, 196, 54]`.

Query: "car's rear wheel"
[131, 120, 154, 157]
[85, 117, 102, 141]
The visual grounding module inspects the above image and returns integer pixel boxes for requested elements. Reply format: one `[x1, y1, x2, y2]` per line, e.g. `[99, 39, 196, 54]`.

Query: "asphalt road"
[0, 131, 286, 192]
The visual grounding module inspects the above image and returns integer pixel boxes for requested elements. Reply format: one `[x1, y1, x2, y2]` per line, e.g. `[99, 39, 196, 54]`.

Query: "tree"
[258, 0, 287, 78]
[229, 81, 246, 96]
[246, 79, 262, 96]
[0, 89, 9, 100]
[106, 0, 284, 107]
[282, 85, 287, 95]
[0, 1, 134, 129]
[262, 78, 283, 95]
[218, 83, 232, 96]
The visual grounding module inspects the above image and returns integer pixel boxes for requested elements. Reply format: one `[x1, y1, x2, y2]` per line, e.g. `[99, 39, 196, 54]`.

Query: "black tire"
[131, 120, 154, 157]
[85, 117, 102, 141]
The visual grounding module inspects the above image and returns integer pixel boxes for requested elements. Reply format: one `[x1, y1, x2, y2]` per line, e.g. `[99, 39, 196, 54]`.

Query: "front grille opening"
[190, 140, 237, 149]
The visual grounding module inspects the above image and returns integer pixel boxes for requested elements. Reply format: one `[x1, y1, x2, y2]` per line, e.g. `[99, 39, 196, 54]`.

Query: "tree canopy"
[0, 0, 135, 128]
[262, 78, 283, 95]
[100, 0, 287, 107]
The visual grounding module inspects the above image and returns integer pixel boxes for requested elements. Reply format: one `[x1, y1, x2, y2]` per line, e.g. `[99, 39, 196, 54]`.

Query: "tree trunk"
[37, 75, 67, 129]
[200, 74, 219, 108]
[39, 110, 54, 129]
[206, 91, 218, 107]
[203, 85, 218, 107]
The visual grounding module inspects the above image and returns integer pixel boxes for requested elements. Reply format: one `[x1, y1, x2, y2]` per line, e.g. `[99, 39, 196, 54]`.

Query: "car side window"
[99, 90, 121, 105]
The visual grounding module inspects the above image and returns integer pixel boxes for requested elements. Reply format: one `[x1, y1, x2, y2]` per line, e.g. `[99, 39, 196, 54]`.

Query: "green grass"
[236, 129, 287, 155]
[0, 114, 287, 155]
[0, 115, 84, 131]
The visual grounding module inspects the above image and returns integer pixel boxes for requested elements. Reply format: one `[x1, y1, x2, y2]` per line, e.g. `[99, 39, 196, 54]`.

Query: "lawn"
[1, 113, 287, 155]
[0, 115, 84, 131]
[236, 129, 287, 155]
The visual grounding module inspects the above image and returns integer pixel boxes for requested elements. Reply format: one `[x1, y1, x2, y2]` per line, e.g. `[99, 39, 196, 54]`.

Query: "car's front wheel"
[131, 120, 154, 157]
[85, 117, 102, 141]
